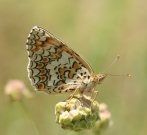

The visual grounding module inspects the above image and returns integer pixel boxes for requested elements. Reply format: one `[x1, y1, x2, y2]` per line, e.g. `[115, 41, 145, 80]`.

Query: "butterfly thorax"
[80, 73, 107, 93]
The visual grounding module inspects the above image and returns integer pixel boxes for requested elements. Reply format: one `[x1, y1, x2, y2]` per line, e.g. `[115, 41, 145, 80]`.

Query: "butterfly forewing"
[26, 26, 93, 94]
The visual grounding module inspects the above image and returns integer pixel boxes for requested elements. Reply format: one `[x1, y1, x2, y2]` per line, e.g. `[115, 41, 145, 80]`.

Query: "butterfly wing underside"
[26, 26, 93, 94]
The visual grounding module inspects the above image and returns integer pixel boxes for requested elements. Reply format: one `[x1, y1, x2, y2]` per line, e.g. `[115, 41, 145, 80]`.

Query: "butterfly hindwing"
[26, 26, 93, 94]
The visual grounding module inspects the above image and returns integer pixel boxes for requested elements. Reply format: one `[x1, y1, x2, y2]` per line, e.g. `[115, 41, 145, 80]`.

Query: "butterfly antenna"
[107, 73, 132, 78]
[103, 55, 120, 73]
[102, 55, 132, 78]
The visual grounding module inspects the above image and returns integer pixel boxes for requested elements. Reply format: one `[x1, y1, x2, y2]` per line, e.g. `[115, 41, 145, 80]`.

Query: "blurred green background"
[0, 0, 147, 135]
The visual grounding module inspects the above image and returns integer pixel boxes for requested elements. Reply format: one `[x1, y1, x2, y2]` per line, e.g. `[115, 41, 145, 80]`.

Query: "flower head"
[55, 94, 100, 131]
[4, 80, 32, 101]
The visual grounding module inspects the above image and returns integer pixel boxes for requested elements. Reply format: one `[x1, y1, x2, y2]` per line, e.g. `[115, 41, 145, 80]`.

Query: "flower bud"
[93, 103, 112, 134]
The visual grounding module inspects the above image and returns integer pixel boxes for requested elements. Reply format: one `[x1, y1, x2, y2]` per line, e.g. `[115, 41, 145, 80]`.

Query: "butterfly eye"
[98, 74, 107, 83]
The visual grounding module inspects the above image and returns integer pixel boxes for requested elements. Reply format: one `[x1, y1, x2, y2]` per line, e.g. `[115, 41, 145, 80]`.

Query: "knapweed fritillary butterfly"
[26, 26, 107, 95]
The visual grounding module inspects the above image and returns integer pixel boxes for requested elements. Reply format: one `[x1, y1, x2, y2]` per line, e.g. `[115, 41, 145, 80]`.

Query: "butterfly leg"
[91, 90, 99, 102]
[68, 88, 80, 100]
[57, 83, 81, 100]
[90, 88, 99, 100]
[64, 88, 81, 108]
[82, 88, 99, 105]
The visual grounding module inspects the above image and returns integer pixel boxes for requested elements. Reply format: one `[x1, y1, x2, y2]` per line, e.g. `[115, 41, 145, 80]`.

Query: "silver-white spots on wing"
[26, 26, 102, 94]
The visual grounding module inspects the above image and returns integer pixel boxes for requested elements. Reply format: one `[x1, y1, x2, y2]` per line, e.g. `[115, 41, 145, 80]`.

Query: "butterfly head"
[93, 73, 107, 84]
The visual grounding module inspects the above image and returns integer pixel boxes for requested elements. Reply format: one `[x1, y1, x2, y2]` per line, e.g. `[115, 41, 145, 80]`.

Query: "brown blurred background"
[0, 0, 147, 135]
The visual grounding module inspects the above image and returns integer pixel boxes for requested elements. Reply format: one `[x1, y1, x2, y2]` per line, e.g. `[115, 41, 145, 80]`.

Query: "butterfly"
[26, 26, 107, 95]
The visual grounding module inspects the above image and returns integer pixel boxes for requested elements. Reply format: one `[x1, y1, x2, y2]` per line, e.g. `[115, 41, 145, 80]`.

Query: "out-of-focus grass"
[0, 0, 147, 135]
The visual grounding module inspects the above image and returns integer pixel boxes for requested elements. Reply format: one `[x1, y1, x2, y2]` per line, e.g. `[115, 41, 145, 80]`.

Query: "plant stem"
[20, 100, 40, 135]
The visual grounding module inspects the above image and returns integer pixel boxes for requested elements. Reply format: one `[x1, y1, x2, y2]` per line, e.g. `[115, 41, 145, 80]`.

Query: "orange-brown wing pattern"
[26, 26, 93, 94]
